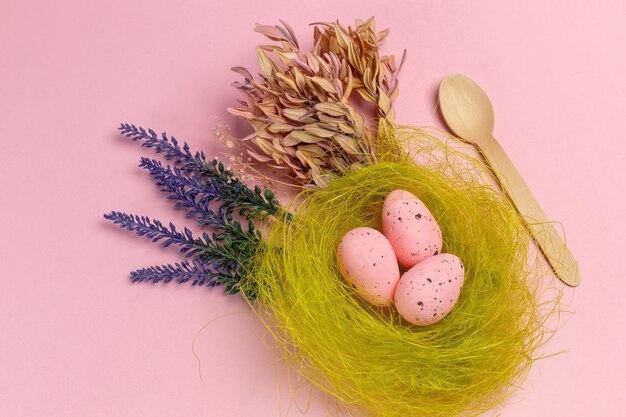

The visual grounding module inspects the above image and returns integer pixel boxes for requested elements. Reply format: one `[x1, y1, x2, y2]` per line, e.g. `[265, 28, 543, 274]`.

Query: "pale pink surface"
[1, 1, 625, 416]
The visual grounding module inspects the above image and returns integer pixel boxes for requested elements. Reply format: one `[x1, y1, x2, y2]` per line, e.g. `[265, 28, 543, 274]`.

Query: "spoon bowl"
[439, 73, 495, 145]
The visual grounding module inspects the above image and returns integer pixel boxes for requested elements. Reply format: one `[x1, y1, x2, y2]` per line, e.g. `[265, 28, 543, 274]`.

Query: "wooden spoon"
[438, 73, 581, 287]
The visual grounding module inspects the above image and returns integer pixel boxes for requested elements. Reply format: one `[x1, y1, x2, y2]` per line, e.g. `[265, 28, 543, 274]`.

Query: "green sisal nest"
[244, 126, 560, 417]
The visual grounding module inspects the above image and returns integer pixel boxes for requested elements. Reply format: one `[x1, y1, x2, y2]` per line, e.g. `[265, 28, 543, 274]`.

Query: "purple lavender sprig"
[139, 157, 225, 226]
[105, 124, 291, 298]
[137, 156, 265, 260]
[103, 212, 213, 257]
[104, 209, 258, 296]
[130, 259, 223, 287]
[118, 123, 210, 173]
[119, 123, 292, 222]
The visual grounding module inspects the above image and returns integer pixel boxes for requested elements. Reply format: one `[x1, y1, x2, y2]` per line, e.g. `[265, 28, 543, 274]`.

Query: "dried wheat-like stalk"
[227, 18, 404, 187]
[313, 17, 405, 121]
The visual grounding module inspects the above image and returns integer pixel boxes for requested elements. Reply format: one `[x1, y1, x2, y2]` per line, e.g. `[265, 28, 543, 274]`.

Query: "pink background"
[2, 1, 625, 416]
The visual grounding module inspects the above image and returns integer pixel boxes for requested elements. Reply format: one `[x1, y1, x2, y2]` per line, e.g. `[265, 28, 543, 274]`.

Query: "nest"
[245, 126, 560, 417]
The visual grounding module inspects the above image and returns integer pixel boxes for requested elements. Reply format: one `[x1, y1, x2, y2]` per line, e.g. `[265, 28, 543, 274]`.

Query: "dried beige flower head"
[227, 18, 404, 187]
[313, 18, 405, 121]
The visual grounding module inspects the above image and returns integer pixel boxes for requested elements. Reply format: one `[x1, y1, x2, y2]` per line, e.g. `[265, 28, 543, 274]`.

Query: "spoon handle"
[477, 136, 581, 287]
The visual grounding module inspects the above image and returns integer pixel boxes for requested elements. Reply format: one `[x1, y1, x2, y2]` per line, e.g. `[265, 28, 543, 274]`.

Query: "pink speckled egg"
[394, 253, 464, 326]
[382, 189, 442, 268]
[336, 227, 401, 306]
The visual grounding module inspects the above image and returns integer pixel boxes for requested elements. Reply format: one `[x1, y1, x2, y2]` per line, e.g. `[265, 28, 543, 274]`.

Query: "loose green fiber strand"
[242, 125, 562, 417]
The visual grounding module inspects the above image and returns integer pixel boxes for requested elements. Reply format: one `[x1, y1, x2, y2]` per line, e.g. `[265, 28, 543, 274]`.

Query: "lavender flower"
[130, 259, 217, 286]
[105, 124, 289, 298]
[120, 123, 292, 221]
[119, 123, 211, 173]
[103, 212, 211, 257]
[129, 258, 246, 293]
[139, 158, 224, 225]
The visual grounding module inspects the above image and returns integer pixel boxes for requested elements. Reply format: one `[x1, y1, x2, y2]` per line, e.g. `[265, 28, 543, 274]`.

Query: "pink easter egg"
[382, 189, 442, 268]
[394, 253, 464, 326]
[336, 227, 401, 306]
